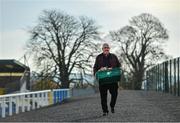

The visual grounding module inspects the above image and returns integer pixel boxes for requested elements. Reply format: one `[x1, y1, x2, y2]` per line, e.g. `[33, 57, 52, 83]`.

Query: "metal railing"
[0, 89, 71, 118]
[146, 57, 180, 96]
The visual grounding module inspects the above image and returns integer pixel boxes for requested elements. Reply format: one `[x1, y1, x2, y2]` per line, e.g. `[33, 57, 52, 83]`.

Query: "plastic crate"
[95, 67, 121, 85]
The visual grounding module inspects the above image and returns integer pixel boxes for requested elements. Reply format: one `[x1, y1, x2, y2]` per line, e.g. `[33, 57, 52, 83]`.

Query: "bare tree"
[110, 13, 169, 90]
[27, 10, 100, 88]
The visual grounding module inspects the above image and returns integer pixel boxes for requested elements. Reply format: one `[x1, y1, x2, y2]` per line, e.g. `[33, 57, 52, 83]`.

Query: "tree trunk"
[61, 75, 70, 88]
[134, 78, 143, 90]
[59, 67, 70, 88]
[132, 71, 144, 90]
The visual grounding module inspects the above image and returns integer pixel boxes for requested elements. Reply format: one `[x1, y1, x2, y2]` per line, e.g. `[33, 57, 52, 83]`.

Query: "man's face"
[102, 46, 110, 55]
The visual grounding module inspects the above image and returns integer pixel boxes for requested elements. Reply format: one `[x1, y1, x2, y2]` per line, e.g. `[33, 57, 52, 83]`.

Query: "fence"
[71, 87, 96, 97]
[146, 57, 180, 96]
[0, 89, 71, 118]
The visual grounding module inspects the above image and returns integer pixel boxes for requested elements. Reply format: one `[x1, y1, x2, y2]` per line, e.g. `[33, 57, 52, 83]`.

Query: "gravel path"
[0, 90, 180, 122]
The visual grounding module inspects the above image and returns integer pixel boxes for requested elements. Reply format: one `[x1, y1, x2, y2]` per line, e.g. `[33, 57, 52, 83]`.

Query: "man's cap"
[102, 43, 110, 48]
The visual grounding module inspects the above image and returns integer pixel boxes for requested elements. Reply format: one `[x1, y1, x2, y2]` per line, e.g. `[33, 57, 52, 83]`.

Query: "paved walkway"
[0, 90, 180, 122]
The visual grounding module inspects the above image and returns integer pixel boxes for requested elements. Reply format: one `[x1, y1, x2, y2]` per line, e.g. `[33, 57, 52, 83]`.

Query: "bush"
[0, 88, 6, 95]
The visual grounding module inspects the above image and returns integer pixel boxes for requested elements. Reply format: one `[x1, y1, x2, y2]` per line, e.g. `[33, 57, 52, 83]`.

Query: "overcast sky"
[0, 0, 180, 70]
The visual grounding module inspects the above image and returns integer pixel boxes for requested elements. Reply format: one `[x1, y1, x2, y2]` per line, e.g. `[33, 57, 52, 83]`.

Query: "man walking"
[93, 43, 121, 116]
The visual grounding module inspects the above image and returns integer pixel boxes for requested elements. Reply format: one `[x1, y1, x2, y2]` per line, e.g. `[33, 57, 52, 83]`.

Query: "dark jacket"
[93, 53, 121, 75]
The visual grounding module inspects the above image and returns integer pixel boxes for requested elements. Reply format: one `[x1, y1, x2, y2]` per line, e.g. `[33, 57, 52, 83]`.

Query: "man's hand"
[99, 67, 107, 71]
[108, 67, 112, 70]
[99, 67, 112, 71]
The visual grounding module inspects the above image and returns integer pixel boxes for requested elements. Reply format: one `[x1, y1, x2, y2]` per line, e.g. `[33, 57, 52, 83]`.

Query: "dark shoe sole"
[111, 108, 115, 113]
[103, 111, 109, 116]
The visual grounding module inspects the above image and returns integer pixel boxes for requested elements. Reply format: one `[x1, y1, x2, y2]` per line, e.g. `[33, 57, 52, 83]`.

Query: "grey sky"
[0, 0, 180, 70]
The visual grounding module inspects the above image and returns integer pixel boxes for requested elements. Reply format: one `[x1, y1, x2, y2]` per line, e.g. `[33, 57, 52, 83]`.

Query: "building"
[0, 59, 30, 94]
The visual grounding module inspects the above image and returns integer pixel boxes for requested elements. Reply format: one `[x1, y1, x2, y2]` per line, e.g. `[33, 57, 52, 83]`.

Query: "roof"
[0, 59, 30, 73]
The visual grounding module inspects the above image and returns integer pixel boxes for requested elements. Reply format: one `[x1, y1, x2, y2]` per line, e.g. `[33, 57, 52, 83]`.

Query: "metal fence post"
[27, 94, 30, 111]
[9, 97, 12, 116]
[174, 59, 176, 96]
[165, 61, 169, 93]
[170, 60, 172, 94]
[15, 96, 19, 114]
[2, 98, 6, 118]
[178, 58, 180, 96]
[32, 94, 35, 110]
[37, 93, 40, 109]
[22, 95, 25, 112]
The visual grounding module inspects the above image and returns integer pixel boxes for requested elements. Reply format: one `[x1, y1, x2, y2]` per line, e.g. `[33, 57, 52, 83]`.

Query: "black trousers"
[99, 83, 118, 112]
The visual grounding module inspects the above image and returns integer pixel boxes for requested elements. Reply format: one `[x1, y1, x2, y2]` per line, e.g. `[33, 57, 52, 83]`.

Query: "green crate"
[95, 67, 121, 85]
